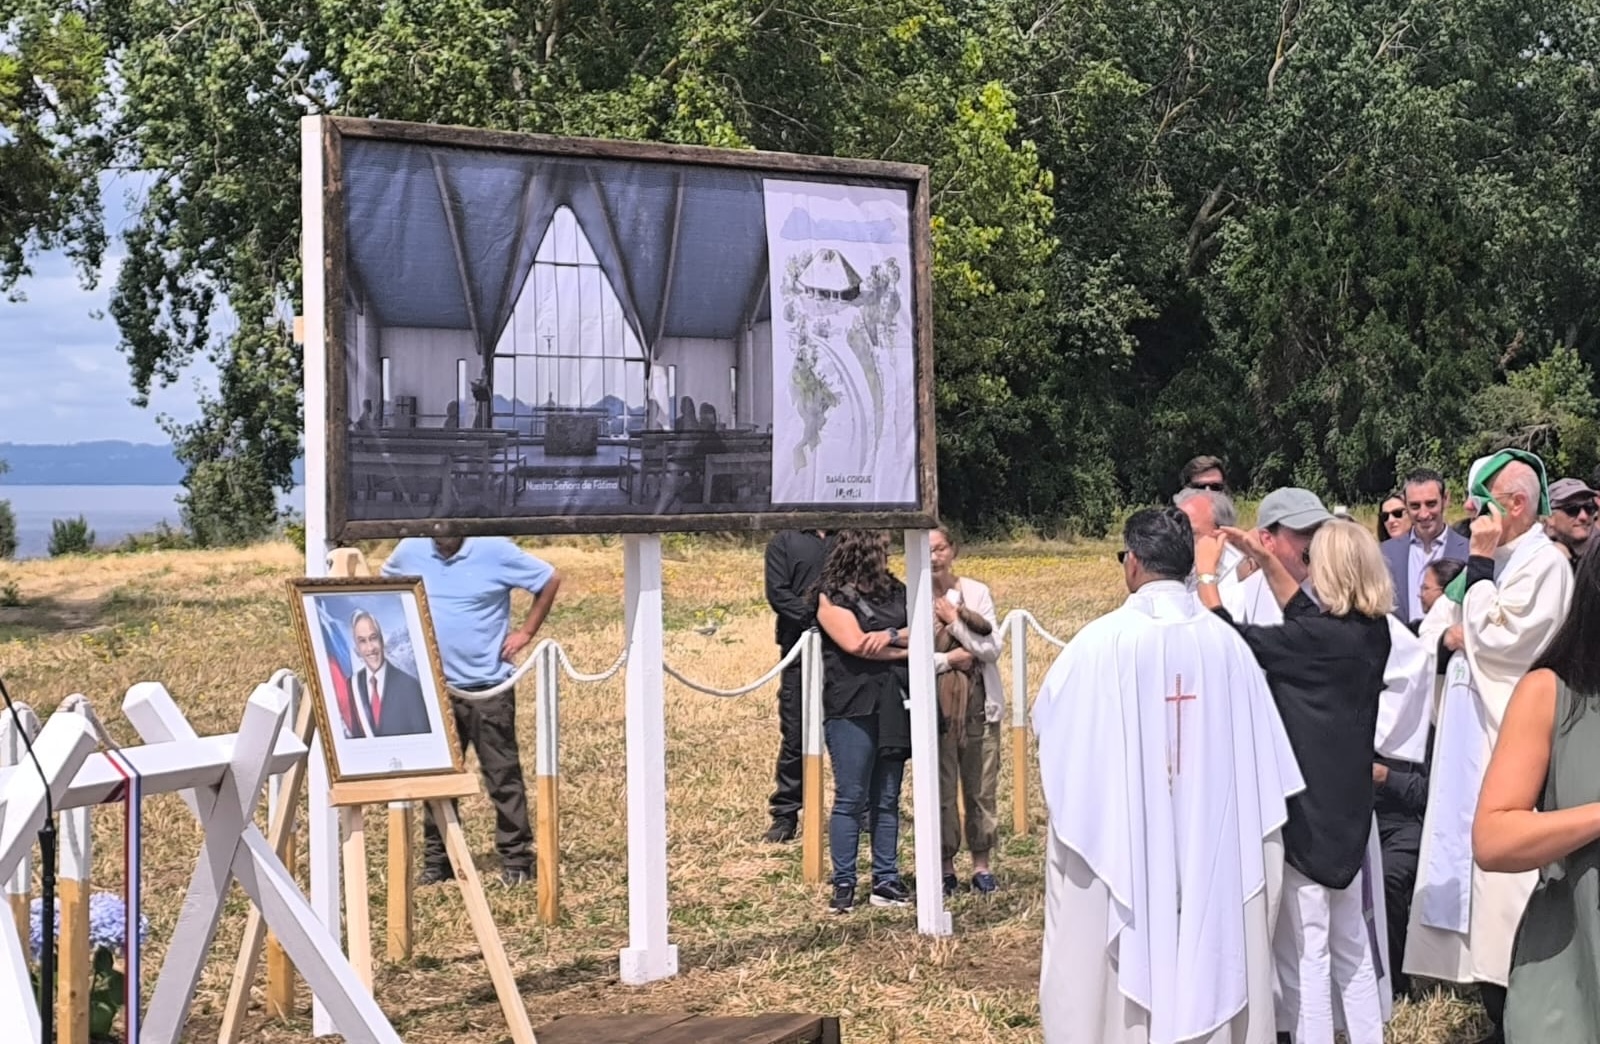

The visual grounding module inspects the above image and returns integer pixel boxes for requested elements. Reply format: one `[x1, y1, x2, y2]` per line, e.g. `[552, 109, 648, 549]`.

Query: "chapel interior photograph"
[338, 136, 788, 519]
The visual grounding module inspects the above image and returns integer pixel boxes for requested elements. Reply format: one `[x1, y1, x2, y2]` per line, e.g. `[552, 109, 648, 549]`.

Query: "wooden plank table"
[531, 1013, 840, 1044]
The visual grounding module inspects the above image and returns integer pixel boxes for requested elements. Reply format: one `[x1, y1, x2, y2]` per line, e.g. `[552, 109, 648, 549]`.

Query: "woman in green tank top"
[1475, 540, 1600, 1042]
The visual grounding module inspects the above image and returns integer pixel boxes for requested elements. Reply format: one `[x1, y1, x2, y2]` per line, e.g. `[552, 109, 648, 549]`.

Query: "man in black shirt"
[1374, 735, 1429, 1000]
[763, 529, 831, 842]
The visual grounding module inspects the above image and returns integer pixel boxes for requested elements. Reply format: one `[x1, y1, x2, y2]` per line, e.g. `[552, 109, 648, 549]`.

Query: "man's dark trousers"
[769, 639, 804, 825]
[423, 685, 533, 873]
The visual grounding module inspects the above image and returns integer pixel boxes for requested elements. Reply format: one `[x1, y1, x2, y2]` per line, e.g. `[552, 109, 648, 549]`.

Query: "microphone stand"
[0, 676, 54, 1044]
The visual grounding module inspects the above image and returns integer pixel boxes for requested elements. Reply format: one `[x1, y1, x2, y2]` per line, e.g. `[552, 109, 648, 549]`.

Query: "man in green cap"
[1405, 449, 1575, 1043]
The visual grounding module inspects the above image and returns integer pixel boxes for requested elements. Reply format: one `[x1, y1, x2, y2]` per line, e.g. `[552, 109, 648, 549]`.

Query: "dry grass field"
[0, 534, 1487, 1042]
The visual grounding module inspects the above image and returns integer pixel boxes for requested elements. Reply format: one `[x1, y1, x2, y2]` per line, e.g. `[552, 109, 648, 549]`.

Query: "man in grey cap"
[1544, 477, 1597, 567]
[1220, 487, 1333, 625]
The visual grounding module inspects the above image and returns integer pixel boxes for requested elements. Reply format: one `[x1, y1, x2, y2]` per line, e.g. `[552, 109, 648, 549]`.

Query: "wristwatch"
[887, 627, 900, 644]
[1196, 573, 1219, 586]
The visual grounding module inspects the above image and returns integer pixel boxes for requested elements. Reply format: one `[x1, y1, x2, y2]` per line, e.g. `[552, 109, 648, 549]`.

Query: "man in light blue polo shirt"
[382, 535, 561, 886]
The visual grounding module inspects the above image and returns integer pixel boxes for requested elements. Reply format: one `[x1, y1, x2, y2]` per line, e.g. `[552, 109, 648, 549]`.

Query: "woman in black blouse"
[813, 530, 912, 914]
[1196, 518, 1394, 1044]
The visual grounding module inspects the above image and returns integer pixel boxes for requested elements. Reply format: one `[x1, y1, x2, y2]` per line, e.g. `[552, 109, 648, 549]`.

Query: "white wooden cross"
[0, 682, 404, 1044]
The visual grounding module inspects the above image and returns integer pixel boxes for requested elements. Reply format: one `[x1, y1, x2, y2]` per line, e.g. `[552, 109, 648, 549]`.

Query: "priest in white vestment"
[1034, 506, 1304, 1044]
[1405, 452, 1575, 1039]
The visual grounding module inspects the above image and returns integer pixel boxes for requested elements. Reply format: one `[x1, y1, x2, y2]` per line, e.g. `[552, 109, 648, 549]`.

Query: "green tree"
[0, 457, 13, 559]
[1463, 346, 1600, 480]
[24, 0, 1600, 532]
[98, 0, 1064, 537]
[0, 1, 110, 293]
[47, 515, 94, 556]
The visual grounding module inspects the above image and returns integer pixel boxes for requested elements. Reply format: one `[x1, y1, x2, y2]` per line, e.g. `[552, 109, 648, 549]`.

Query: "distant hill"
[0, 442, 307, 486]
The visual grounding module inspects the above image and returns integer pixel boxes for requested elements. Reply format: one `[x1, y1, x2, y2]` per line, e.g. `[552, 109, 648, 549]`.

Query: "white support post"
[0, 715, 100, 883]
[904, 528, 951, 936]
[535, 642, 560, 925]
[0, 703, 38, 944]
[267, 670, 302, 1013]
[58, 695, 96, 1044]
[1011, 612, 1030, 835]
[140, 688, 289, 1044]
[0, 713, 97, 1044]
[0, 882, 38, 1044]
[122, 682, 401, 1044]
[301, 112, 341, 1039]
[619, 534, 678, 983]
[800, 629, 825, 884]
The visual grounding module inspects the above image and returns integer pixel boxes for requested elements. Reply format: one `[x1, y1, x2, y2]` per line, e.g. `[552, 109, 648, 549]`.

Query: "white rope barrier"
[427, 609, 1066, 705]
[442, 638, 629, 700]
[1003, 608, 1068, 650]
[663, 636, 808, 698]
[550, 641, 630, 684]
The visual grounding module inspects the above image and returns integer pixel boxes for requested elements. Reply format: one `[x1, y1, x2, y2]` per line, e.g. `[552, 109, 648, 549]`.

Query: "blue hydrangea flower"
[29, 893, 151, 961]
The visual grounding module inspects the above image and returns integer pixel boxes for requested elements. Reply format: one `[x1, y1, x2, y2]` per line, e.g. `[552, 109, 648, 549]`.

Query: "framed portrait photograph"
[302, 115, 938, 542]
[287, 577, 464, 783]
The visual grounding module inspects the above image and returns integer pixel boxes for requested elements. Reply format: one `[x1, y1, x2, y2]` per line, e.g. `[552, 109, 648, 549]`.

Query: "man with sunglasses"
[1544, 477, 1597, 568]
[1178, 454, 1229, 494]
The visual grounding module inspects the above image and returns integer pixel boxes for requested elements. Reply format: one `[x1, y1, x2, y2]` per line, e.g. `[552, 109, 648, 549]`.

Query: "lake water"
[0, 485, 307, 559]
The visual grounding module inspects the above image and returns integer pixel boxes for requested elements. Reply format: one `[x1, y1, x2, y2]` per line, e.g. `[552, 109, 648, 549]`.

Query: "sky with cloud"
[0, 173, 219, 445]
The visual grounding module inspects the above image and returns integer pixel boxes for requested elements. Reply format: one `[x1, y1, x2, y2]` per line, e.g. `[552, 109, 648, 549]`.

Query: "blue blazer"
[1381, 528, 1471, 623]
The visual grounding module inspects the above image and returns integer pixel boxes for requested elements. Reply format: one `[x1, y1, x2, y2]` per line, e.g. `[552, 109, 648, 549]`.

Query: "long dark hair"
[1531, 539, 1600, 730]
[1377, 494, 1405, 543]
[814, 529, 894, 601]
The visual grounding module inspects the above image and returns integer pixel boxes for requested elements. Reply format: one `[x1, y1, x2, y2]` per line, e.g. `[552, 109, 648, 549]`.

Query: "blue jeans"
[824, 714, 905, 888]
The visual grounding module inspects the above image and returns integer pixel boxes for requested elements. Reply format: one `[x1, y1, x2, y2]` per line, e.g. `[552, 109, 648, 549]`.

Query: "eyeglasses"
[1117, 550, 1129, 564]
[1383, 509, 1407, 520]
[1556, 502, 1598, 519]
[1186, 482, 1227, 493]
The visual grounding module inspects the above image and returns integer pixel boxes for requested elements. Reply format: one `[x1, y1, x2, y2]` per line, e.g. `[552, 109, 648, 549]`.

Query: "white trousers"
[1275, 865, 1384, 1044]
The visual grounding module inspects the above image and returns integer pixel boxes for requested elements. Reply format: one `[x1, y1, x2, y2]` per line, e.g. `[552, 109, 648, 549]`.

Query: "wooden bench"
[531, 1013, 840, 1044]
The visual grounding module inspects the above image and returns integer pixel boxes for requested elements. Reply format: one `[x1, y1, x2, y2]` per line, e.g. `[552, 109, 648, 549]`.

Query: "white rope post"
[300, 111, 341, 1040]
[1010, 612, 1029, 834]
[57, 697, 95, 1044]
[904, 529, 951, 936]
[266, 672, 301, 1015]
[0, 703, 37, 951]
[800, 629, 825, 884]
[0, 711, 99, 1044]
[535, 642, 560, 925]
[619, 534, 678, 983]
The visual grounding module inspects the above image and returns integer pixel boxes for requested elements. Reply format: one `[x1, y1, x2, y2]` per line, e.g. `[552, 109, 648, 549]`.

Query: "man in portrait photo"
[348, 608, 433, 738]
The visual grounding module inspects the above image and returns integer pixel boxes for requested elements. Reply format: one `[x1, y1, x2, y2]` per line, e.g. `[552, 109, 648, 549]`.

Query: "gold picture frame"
[286, 576, 465, 783]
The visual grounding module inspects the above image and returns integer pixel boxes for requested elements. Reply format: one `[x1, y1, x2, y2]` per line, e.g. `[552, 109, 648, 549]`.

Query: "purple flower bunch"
[29, 892, 150, 961]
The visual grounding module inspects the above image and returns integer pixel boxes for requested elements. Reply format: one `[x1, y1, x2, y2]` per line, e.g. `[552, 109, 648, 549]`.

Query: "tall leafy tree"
[101, 0, 1061, 538]
[0, 0, 109, 293]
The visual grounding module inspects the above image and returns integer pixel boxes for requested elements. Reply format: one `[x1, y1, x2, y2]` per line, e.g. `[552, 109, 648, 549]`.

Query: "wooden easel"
[219, 549, 536, 1044]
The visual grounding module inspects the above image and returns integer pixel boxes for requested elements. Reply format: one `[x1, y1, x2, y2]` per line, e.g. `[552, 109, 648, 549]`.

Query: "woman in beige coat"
[929, 527, 1006, 896]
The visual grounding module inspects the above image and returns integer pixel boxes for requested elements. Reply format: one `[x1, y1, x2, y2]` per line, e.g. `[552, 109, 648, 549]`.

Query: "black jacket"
[1215, 591, 1390, 889]
[819, 578, 912, 756]
[765, 529, 832, 649]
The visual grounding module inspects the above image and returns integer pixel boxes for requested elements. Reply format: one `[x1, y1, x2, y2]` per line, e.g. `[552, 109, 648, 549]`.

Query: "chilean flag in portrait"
[317, 601, 362, 738]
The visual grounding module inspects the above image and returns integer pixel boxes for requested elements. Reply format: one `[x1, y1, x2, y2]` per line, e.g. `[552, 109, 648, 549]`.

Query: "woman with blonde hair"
[1196, 518, 1394, 1044]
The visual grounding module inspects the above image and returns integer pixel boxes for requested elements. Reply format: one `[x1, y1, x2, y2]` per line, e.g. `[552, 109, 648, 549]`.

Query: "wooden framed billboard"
[304, 116, 937, 540]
